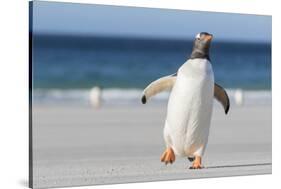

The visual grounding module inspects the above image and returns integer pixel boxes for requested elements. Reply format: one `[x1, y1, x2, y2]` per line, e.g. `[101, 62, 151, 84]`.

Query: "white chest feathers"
[164, 58, 215, 157]
[179, 58, 213, 79]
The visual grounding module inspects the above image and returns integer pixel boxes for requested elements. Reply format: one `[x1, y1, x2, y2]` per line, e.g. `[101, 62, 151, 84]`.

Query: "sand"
[31, 103, 272, 188]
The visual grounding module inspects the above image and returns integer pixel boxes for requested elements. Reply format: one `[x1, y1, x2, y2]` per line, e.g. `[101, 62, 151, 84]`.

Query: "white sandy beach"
[32, 103, 271, 188]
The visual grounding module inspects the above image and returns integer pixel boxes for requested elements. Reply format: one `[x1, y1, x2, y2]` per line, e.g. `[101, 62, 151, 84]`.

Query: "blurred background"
[30, 2, 272, 187]
[32, 1, 272, 106]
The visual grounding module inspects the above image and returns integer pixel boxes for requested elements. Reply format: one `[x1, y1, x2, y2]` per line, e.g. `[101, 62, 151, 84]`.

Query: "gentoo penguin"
[141, 32, 230, 169]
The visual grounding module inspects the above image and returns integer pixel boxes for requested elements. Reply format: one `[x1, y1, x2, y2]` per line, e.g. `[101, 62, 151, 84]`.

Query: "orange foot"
[189, 156, 204, 169]
[160, 147, 176, 165]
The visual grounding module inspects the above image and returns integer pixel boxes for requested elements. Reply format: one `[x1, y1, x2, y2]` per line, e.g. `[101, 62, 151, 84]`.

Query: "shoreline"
[32, 88, 272, 106]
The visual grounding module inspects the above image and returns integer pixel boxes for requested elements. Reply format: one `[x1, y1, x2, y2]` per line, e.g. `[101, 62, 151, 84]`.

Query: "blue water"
[32, 34, 271, 90]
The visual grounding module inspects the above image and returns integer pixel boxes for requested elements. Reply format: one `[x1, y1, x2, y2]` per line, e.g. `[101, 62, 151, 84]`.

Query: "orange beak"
[204, 34, 213, 42]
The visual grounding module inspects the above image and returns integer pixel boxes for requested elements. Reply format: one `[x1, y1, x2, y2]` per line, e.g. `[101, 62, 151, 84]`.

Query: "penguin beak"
[204, 34, 213, 42]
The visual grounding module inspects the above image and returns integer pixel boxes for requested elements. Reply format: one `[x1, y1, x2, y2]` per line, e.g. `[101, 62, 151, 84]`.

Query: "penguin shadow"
[204, 162, 271, 169]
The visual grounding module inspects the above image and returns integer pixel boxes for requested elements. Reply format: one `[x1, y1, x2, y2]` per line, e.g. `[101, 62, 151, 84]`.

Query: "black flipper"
[141, 73, 177, 104]
[214, 83, 230, 114]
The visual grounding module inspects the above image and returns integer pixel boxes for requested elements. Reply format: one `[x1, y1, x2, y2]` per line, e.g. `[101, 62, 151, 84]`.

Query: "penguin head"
[190, 32, 213, 60]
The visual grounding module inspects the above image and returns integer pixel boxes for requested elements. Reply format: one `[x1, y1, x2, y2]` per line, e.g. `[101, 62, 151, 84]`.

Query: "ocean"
[32, 34, 271, 105]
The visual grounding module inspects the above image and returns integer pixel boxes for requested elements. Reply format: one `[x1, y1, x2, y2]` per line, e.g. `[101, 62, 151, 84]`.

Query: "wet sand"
[32, 103, 271, 188]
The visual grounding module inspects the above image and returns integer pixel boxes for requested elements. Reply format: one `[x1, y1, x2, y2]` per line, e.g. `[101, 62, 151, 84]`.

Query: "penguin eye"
[195, 33, 201, 40]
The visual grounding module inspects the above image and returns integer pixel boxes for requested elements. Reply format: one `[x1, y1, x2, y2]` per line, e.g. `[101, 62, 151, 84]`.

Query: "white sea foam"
[33, 88, 271, 106]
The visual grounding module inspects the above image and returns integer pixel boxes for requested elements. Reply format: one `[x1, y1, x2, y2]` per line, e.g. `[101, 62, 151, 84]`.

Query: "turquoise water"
[32, 34, 271, 104]
[33, 34, 271, 90]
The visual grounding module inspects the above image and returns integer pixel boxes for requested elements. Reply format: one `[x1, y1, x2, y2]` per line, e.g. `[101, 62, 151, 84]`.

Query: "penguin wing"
[141, 73, 177, 104]
[214, 83, 230, 114]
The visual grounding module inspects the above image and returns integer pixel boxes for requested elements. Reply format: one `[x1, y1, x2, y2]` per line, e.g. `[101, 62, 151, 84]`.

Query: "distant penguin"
[141, 32, 230, 169]
[89, 86, 102, 108]
[234, 89, 244, 106]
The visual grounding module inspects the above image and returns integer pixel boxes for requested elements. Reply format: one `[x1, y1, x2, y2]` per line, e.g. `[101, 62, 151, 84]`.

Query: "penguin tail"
[188, 156, 195, 162]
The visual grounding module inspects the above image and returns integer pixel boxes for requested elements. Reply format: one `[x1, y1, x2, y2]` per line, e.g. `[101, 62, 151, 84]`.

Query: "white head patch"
[195, 33, 201, 39]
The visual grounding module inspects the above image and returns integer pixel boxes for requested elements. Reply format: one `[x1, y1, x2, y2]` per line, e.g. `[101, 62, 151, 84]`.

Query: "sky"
[32, 1, 272, 42]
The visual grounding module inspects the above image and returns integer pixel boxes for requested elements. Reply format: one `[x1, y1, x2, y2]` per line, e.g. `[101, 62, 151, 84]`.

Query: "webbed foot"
[160, 147, 176, 165]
